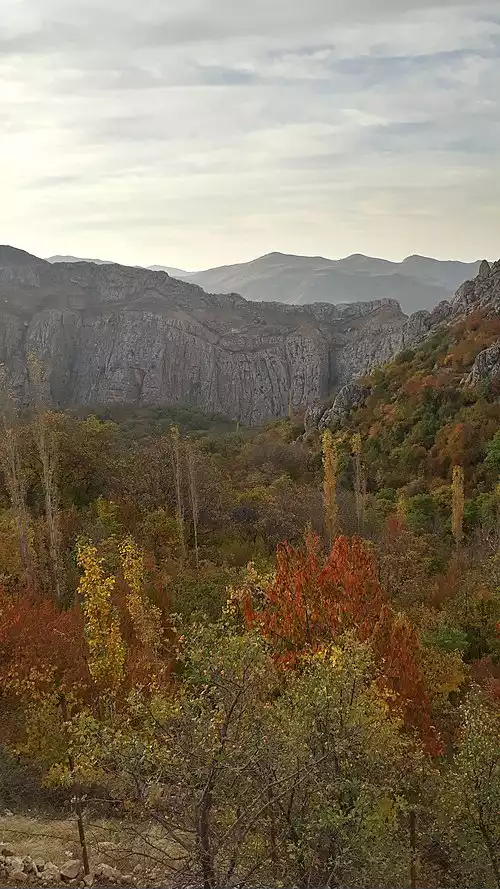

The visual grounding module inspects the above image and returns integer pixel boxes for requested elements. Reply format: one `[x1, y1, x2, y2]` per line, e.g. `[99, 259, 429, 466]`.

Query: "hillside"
[308, 258, 500, 537]
[186, 251, 482, 314]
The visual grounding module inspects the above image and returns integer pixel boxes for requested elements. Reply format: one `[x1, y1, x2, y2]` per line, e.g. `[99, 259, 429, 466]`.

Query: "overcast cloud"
[1, 0, 499, 269]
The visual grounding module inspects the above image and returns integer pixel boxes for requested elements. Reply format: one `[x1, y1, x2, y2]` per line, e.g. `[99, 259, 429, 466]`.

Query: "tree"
[170, 425, 186, 559]
[63, 622, 428, 889]
[185, 441, 200, 569]
[452, 465, 465, 553]
[0, 588, 90, 871]
[485, 430, 500, 474]
[266, 636, 430, 889]
[119, 536, 164, 657]
[322, 430, 338, 544]
[0, 370, 36, 590]
[67, 621, 282, 889]
[29, 355, 64, 600]
[438, 692, 500, 888]
[352, 432, 365, 533]
[76, 540, 125, 695]
[242, 533, 440, 751]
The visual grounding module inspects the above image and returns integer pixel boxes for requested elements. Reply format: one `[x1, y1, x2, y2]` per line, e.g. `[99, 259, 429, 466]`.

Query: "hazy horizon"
[2, 0, 499, 269]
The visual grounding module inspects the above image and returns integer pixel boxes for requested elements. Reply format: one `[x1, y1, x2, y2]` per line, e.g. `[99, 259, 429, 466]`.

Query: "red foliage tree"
[0, 589, 87, 700]
[244, 534, 441, 753]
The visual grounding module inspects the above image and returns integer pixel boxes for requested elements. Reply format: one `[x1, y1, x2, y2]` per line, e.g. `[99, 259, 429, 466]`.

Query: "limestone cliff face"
[0, 246, 439, 425]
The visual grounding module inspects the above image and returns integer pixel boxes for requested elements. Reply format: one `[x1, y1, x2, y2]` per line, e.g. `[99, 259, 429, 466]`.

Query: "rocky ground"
[0, 818, 185, 888]
[0, 841, 135, 887]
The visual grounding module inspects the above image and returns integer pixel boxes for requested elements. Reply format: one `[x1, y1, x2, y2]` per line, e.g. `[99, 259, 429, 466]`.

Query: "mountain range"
[47, 251, 482, 315]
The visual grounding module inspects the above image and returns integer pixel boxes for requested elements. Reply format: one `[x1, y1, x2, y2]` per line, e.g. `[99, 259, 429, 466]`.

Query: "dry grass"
[0, 813, 187, 877]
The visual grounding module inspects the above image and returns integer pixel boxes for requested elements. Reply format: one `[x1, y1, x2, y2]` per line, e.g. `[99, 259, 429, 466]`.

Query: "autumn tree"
[438, 691, 500, 888]
[119, 535, 163, 657]
[0, 369, 36, 590]
[243, 533, 439, 751]
[29, 355, 64, 600]
[170, 424, 186, 558]
[76, 540, 125, 695]
[185, 441, 200, 569]
[63, 620, 428, 889]
[352, 432, 365, 533]
[0, 587, 90, 870]
[322, 430, 338, 544]
[452, 464, 465, 552]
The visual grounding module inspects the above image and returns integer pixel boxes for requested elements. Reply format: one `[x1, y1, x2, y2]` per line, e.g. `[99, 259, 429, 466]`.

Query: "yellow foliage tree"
[119, 536, 163, 655]
[352, 432, 365, 534]
[452, 465, 465, 552]
[322, 430, 338, 544]
[76, 541, 125, 693]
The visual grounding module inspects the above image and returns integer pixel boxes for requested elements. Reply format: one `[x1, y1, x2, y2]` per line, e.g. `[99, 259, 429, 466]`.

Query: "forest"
[0, 310, 499, 889]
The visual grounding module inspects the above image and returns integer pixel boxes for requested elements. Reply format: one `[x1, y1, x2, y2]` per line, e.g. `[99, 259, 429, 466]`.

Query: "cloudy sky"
[1, 0, 499, 270]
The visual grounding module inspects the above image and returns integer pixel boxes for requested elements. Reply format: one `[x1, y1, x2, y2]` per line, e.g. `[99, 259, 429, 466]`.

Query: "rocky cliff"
[0, 246, 494, 425]
[309, 258, 500, 429]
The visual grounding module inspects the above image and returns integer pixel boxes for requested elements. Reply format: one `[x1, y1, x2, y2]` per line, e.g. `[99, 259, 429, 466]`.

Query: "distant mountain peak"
[184, 252, 483, 314]
[0, 245, 45, 265]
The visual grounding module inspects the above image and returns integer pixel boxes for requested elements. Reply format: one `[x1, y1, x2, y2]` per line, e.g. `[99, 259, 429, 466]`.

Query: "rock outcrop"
[451, 259, 500, 315]
[318, 382, 369, 431]
[0, 247, 497, 426]
[462, 341, 500, 387]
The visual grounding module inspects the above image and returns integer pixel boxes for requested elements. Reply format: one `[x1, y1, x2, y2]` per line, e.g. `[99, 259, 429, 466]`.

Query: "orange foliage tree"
[0, 591, 86, 709]
[243, 533, 440, 753]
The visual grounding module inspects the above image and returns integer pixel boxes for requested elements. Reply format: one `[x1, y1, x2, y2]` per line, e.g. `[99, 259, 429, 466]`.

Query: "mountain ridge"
[46, 250, 482, 314]
[185, 252, 482, 314]
[0, 246, 496, 426]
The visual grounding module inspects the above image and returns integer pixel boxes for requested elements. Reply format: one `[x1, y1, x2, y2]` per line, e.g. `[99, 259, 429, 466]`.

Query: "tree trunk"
[478, 818, 500, 889]
[59, 695, 90, 876]
[409, 809, 417, 889]
[197, 786, 214, 889]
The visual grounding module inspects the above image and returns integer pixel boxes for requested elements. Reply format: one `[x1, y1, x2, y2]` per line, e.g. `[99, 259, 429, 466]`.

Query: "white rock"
[41, 861, 64, 885]
[5, 856, 25, 873]
[60, 859, 83, 881]
[94, 862, 122, 883]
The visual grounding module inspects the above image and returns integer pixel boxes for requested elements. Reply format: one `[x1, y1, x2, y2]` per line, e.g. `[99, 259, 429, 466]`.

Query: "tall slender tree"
[29, 355, 63, 600]
[352, 432, 365, 534]
[452, 465, 465, 554]
[185, 441, 200, 569]
[170, 425, 186, 559]
[321, 430, 338, 545]
[0, 367, 36, 589]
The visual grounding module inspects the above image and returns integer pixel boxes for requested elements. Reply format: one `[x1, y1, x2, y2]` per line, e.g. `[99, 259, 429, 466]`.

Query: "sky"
[1, 0, 499, 271]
